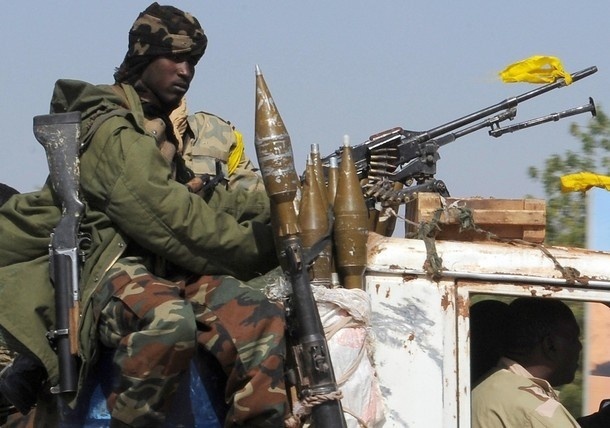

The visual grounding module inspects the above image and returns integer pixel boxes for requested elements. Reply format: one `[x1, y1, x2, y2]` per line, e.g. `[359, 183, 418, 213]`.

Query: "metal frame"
[455, 280, 610, 427]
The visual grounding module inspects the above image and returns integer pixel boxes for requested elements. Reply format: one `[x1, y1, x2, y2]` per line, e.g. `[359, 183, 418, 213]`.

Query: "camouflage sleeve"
[183, 112, 266, 192]
[227, 151, 266, 193]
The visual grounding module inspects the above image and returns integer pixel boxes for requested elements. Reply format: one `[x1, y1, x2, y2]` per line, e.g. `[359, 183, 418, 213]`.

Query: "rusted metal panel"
[367, 275, 458, 427]
[367, 234, 610, 286]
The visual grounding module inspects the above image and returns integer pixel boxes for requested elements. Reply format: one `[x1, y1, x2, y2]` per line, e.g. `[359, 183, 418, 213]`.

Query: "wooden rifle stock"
[33, 111, 83, 395]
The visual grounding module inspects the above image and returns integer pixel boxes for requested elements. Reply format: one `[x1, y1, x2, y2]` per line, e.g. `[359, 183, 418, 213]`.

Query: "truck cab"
[366, 232, 610, 427]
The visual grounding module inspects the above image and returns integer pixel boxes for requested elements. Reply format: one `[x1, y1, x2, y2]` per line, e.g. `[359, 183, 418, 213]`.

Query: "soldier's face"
[140, 55, 195, 112]
[549, 318, 582, 386]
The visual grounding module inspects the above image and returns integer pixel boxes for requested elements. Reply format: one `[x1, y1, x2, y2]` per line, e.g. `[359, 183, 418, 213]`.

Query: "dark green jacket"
[0, 80, 276, 393]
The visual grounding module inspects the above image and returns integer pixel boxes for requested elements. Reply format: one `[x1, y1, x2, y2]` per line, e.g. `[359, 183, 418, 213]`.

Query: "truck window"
[465, 289, 610, 424]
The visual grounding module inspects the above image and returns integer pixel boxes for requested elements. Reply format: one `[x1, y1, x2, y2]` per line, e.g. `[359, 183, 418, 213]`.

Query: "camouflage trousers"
[96, 257, 287, 427]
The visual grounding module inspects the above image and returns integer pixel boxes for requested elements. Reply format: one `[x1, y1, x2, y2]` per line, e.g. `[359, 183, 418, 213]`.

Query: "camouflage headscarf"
[114, 2, 207, 84]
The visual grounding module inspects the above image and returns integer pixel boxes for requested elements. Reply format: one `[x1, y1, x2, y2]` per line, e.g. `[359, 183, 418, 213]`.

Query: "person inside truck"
[471, 297, 610, 427]
[469, 299, 509, 386]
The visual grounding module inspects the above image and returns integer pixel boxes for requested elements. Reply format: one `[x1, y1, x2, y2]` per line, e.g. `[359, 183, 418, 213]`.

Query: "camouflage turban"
[114, 2, 207, 84]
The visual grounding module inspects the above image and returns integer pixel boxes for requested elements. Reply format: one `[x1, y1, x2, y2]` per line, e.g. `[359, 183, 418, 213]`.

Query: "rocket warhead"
[254, 65, 300, 237]
[333, 135, 369, 290]
[299, 155, 333, 286]
[326, 155, 339, 207]
[255, 65, 289, 140]
[310, 143, 329, 209]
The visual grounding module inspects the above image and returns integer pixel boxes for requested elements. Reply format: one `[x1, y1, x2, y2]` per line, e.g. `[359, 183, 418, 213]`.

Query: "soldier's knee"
[254, 299, 286, 343]
[150, 300, 198, 347]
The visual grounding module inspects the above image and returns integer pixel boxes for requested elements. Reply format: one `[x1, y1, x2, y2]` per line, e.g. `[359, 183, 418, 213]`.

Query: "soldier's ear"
[540, 334, 559, 361]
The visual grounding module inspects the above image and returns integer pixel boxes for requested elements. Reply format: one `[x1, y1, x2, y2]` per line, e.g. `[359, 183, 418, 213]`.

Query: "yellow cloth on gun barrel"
[499, 55, 573, 85]
[560, 172, 610, 192]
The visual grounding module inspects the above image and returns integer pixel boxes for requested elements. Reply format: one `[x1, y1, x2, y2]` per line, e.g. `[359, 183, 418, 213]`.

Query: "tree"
[528, 105, 610, 246]
[528, 105, 610, 417]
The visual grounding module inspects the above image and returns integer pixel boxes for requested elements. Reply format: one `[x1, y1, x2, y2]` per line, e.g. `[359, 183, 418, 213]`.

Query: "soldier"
[472, 297, 610, 428]
[0, 3, 287, 427]
[170, 97, 266, 193]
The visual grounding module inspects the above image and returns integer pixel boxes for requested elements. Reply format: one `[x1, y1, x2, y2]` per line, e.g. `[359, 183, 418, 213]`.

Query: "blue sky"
[1, 1, 608, 243]
[589, 189, 610, 251]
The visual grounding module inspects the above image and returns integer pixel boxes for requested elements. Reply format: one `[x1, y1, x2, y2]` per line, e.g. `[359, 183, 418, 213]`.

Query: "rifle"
[322, 66, 598, 202]
[33, 111, 84, 394]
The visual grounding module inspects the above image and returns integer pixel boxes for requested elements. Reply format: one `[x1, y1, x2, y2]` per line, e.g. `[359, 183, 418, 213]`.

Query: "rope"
[342, 407, 371, 427]
[284, 390, 345, 428]
[284, 390, 371, 428]
[284, 303, 373, 427]
[407, 206, 445, 281]
[383, 199, 582, 285]
[323, 316, 369, 386]
[446, 203, 581, 284]
[337, 339, 368, 387]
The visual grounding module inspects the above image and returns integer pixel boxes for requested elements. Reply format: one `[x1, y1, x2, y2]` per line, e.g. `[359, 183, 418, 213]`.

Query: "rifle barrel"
[489, 97, 597, 137]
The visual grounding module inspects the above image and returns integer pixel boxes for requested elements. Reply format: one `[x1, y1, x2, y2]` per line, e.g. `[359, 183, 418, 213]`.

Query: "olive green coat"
[0, 80, 276, 392]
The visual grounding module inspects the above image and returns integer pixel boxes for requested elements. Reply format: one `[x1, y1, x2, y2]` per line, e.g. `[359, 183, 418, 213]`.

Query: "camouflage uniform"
[94, 91, 285, 426]
[170, 97, 266, 193]
[100, 4, 286, 426]
[95, 259, 286, 427]
[471, 358, 580, 427]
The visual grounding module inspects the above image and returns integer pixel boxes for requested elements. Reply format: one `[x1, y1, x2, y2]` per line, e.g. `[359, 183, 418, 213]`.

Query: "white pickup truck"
[366, 231, 610, 427]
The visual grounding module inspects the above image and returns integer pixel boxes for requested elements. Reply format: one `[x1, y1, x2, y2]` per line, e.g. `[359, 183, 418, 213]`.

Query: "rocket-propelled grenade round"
[334, 135, 369, 290]
[326, 155, 339, 208]
[310, 143, 330, 209]
[253, 67, 347, 427]
[299, 155, 333, 286]
[254, 65, 300, 237]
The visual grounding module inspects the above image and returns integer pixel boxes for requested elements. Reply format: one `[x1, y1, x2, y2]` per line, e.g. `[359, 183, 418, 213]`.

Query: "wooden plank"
[404, 193, 546, 243]
[417, 208, 546, 226]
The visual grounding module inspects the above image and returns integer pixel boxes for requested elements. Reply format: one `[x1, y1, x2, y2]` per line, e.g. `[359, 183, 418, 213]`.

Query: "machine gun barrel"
[489, 97, 596, 137]
[323, 65, 598, 185]
[409, 66, 597, 145]
[433, 108, 518, 149]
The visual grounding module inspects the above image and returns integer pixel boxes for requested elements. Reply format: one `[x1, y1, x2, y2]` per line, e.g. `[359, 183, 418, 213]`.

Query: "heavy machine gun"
[322, 66, 598, 203]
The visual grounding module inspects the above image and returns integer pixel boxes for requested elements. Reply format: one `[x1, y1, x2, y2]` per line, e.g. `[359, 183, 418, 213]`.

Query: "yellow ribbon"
[499, 55, 573, 85]
[228, 130, 245, 175]
[560, 172, 610, 192]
